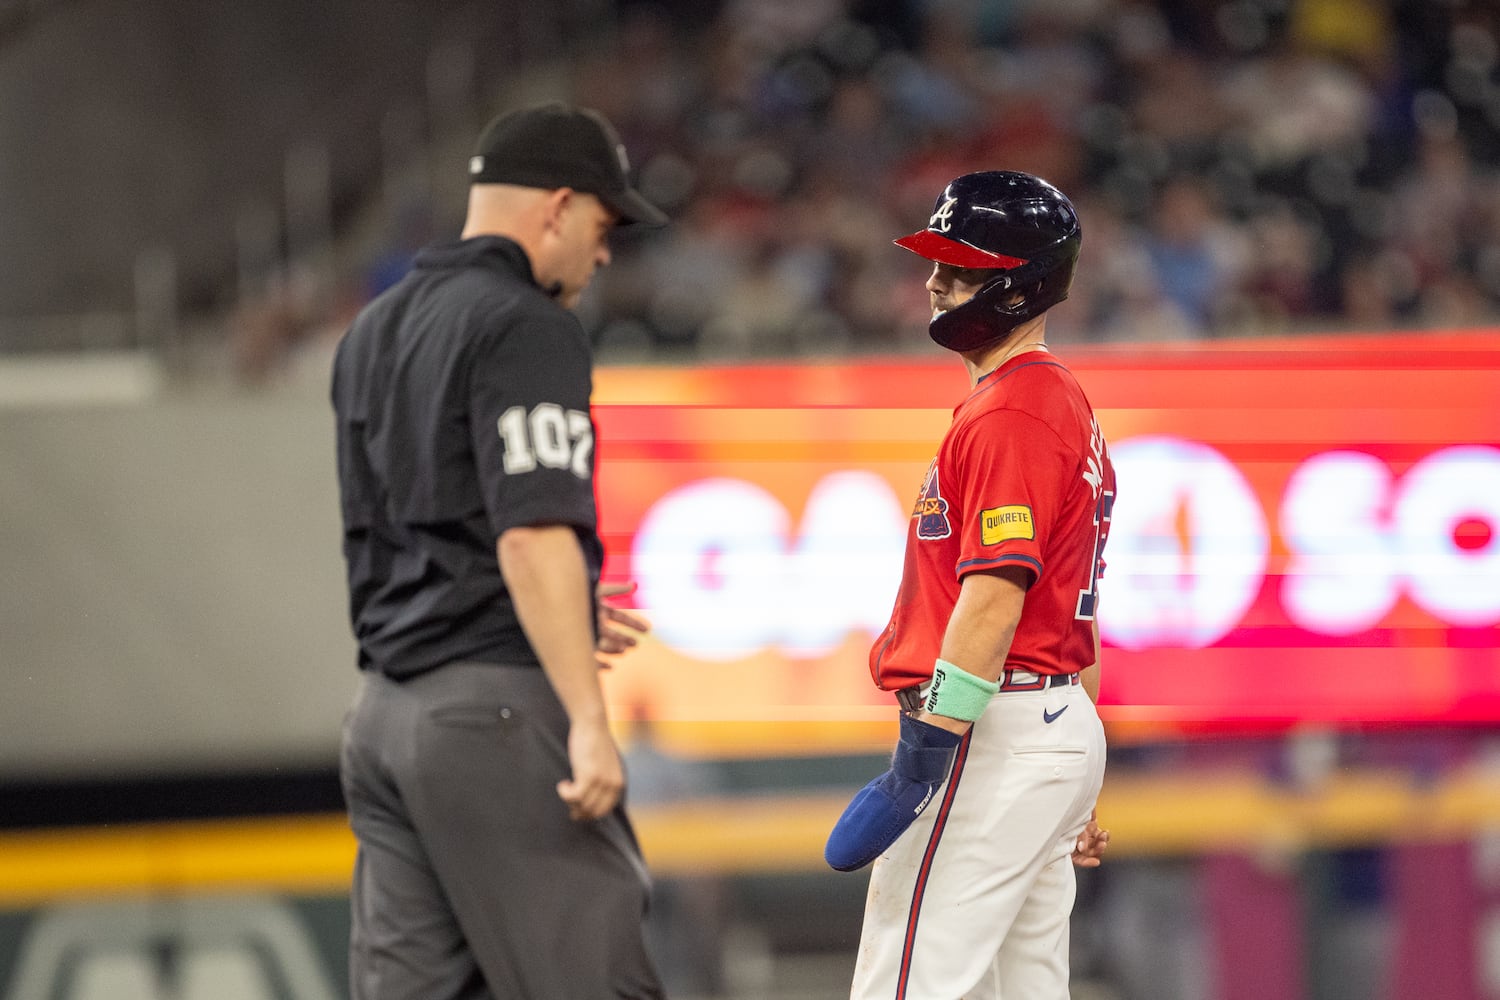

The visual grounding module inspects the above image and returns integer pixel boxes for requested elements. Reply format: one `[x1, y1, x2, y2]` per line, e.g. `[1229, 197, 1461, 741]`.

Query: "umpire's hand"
[558, 715, 625, 821]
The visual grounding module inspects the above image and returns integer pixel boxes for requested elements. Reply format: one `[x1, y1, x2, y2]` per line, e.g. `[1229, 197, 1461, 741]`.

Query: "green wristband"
[924, 659, 999, 722]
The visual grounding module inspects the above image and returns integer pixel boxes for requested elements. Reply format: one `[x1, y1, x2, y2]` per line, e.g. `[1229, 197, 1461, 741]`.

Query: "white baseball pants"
[850, 675, 1106, 1000]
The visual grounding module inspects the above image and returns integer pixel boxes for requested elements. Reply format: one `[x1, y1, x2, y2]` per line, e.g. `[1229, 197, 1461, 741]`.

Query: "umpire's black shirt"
[331, 236, 604, 679]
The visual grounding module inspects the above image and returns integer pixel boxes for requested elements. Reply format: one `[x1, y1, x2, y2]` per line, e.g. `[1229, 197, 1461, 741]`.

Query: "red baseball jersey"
[869, 353, 1116, 690]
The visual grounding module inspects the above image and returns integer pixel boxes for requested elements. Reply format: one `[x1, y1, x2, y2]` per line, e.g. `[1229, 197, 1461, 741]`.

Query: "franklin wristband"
[924, 659, 999, 722]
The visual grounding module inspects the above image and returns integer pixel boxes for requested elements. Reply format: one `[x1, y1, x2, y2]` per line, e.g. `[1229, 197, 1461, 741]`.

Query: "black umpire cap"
[468, 103, 668, 227]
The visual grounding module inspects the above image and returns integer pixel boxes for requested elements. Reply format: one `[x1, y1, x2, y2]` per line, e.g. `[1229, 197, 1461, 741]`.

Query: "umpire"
[331, 103, 668, 1000]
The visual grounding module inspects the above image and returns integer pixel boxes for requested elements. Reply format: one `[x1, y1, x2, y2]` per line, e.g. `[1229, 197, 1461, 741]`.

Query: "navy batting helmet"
[895, 170, 1081, 352]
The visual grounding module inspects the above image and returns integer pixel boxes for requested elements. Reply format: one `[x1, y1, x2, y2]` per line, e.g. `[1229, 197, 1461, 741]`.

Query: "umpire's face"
[546, 190, 619, 309]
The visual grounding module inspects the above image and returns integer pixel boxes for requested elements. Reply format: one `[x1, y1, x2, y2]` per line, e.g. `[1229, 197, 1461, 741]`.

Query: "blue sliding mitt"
[824, 713, 963, 872]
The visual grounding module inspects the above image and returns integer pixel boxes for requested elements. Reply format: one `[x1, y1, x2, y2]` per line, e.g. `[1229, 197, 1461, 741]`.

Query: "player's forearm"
[936, 569, 1028, 683]
[497, 525, 608, 725]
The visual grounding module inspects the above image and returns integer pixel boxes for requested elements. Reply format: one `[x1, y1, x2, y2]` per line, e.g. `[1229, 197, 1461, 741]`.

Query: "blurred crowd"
[232, 0, 1500, 376]
[558, 0, 1500, 356]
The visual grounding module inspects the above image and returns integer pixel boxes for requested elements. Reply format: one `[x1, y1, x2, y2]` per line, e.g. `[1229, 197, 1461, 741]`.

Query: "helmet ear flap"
[928, 262, 1057, 352]
[929, 273, 1024, 352]
[928, 299, 1004, 352]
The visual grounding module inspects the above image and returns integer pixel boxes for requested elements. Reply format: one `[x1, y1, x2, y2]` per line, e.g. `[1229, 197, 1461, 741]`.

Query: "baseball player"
[332, 104, 668, 999]
[826, 170, 1114, 999]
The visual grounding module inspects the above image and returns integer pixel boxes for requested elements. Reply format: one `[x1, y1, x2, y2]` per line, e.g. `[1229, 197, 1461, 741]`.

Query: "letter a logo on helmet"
[929, 196, 958, 233]
[895, 170, 1082, 353]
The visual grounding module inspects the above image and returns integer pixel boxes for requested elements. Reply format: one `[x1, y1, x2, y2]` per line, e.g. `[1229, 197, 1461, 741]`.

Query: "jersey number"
[497, 404, 593, 479]
[1076, 489, 1114, 621]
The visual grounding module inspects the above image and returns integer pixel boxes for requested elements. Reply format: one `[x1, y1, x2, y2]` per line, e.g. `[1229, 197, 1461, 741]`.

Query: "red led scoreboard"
[591, 332, 1500, 754]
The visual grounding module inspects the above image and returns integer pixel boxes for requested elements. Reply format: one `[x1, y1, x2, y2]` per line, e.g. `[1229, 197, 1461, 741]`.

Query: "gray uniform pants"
[340, 662, 663, 1000]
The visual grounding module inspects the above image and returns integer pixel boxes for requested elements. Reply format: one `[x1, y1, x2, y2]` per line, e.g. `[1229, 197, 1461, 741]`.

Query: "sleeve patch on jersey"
[981, 505, 1034, 544]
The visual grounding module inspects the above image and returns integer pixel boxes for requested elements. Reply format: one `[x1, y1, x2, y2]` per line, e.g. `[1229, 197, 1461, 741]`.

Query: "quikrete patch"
[981, 505, 1034, 544]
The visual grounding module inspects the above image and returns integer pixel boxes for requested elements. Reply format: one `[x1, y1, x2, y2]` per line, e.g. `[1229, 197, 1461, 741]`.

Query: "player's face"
[552, 193, 618, 309]
[925, 262, 1002, 320]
